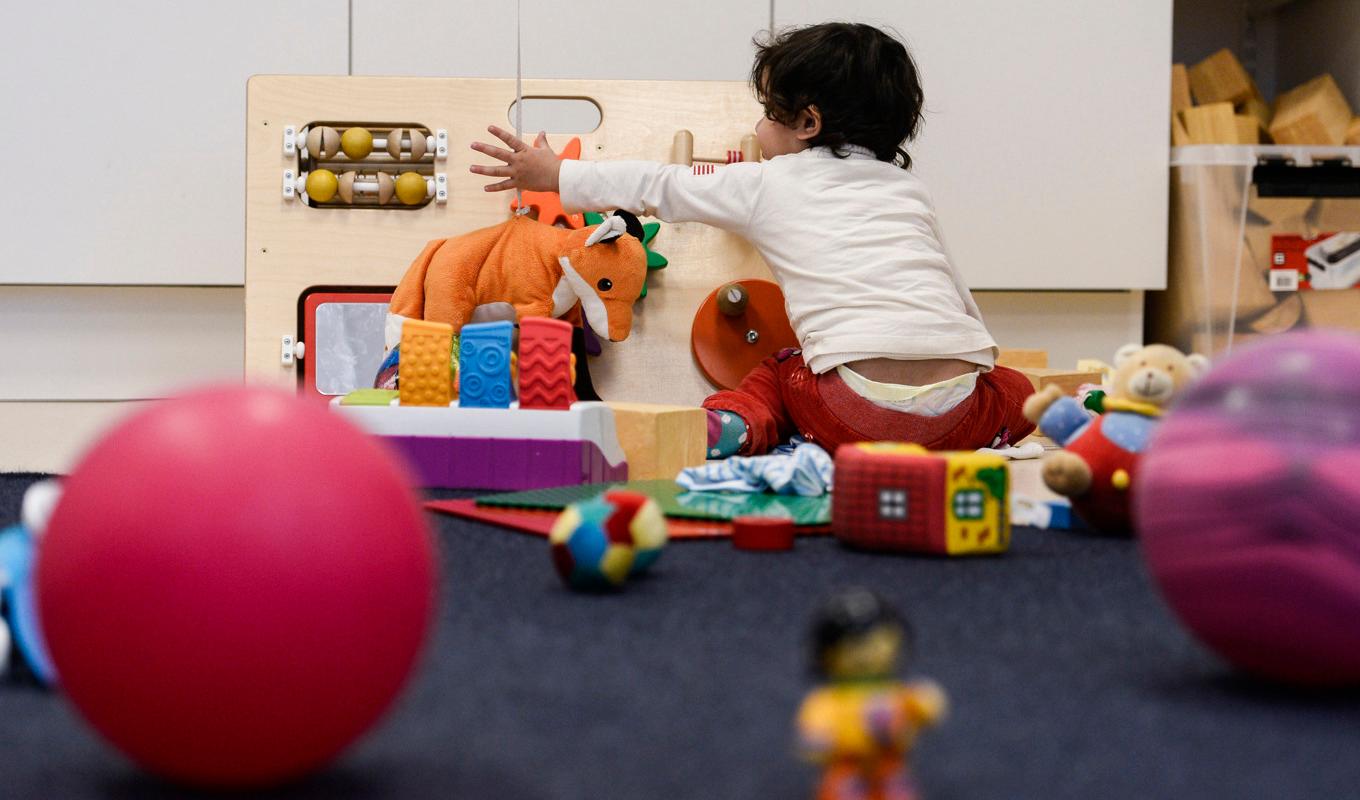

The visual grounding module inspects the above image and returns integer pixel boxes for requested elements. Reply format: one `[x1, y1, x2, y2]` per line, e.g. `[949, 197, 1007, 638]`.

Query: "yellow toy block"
[399, 319, 454, 407]
[1188, 49, 1259, 106]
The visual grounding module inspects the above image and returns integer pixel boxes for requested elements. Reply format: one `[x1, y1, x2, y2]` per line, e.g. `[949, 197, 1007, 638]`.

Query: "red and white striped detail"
[693, 163, 716, 175]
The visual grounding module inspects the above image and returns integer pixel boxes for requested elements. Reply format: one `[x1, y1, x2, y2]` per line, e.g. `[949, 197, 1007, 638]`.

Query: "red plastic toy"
[518, 317, 576, 410]
[38, 385, 438, 788]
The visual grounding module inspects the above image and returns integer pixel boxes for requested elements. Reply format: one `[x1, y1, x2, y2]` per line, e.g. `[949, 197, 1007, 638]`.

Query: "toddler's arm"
[471, 126, 761, 234]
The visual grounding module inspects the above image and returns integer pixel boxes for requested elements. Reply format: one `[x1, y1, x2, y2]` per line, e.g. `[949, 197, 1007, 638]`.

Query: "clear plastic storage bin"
[1148, 145, 1360, 356]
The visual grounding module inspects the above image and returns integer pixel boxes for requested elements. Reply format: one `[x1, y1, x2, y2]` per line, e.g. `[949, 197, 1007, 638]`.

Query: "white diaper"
[836, 365, 979, 417]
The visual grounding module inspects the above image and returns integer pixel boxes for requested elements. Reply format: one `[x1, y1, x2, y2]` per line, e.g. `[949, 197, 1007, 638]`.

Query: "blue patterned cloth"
[676, 443, 834, 496]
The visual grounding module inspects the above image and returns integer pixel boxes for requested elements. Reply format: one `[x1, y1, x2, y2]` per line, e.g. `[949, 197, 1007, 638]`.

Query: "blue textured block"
[458, 321, 514, 408]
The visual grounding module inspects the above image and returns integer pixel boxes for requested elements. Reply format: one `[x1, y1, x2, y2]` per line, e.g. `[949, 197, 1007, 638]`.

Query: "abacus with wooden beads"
[282, 122, 449, 208]
[670, 129, 761, 175]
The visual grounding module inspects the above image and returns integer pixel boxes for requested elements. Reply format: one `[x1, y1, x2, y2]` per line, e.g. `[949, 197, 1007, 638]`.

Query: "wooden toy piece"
[519, 317, 576, 410]
[996, 348, 1047, 369]
[1180, 102, 1237, 144]
[1269, 74, 1354, 146]
[798, 589, 946, 800]
[1188, 48, 1259, 106]
[394, 171, 428, 205]
[305, 125, 341, 159]
[690, 278, 800, 390]
[715, 282, 749, 316]
[340, 126, 373, 160]
[605, 402, 708, 481]
[1240, 96, 1272, 136]
[1015, 367, 1104, 396]
[731, 516, 795, 552]
[458, 320, 514, 408]
[1346, 116, 1360, 146]
[1170, 63, 1192, 115]
[386, 128, 428, 161]
[1234, 114, 1260, 145]
[670, 129, 761, 174]
[1171, 113, 1192, 146]
[832, 443, 1010, 556]
[398, 318, 454, 407]
[305, 169, 339, 203]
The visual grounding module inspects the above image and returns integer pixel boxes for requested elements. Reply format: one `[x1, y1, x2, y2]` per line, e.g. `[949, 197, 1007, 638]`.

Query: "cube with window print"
[832, 443, 1010, 555]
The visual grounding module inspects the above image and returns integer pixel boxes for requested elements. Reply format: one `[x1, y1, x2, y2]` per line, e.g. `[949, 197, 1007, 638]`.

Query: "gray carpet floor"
[2, 473, 1358, 799]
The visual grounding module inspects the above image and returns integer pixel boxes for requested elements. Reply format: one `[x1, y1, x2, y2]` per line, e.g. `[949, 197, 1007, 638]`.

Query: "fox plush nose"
[606, 304, 634, 342]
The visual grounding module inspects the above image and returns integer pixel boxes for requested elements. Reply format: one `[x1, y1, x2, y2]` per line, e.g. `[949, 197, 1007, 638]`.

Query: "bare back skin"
[845, 357, 977, 386]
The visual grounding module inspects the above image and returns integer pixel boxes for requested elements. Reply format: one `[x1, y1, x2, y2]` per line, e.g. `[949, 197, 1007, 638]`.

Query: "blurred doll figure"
[797, 589, 947, 800]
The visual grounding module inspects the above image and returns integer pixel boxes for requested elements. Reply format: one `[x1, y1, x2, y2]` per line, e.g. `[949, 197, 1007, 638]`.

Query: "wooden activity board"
[245, 76, 773, 405]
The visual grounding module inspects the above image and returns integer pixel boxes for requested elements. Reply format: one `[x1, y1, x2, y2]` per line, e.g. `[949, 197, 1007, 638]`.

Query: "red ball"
[38, 385, 438, 787]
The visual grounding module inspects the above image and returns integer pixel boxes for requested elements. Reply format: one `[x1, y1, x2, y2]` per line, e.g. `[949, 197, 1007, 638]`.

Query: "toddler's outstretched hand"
[470, 126, 562, 193]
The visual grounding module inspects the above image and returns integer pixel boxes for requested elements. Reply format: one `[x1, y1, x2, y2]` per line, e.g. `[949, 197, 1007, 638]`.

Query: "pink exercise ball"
[38, 385, 438, 787]
[1136, 331, 1360, 685]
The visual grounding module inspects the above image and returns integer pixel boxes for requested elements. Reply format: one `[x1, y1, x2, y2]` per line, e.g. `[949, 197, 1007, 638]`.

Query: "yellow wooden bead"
[305, 169, 339, 203]
[340, 127, 373, 160]
[1111, 468, 1130, 491]
[394, 171, 427, 205]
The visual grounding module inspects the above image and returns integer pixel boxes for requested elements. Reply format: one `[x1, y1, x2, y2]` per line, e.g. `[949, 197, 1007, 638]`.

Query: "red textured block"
[518, 317, 575, 410]
[732, 516, 795, 551]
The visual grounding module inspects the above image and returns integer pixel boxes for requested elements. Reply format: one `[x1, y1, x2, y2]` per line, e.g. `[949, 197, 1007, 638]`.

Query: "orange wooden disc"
[691, 279, 800, 390]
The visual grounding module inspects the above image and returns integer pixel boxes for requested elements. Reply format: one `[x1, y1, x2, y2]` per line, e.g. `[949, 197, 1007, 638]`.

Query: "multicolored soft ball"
[1136, 331, 1360, 685]
[549, 491, 667, 590]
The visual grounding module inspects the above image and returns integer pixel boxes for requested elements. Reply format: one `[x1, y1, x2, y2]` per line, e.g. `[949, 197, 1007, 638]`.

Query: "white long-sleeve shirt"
[558, 145, 997, 375]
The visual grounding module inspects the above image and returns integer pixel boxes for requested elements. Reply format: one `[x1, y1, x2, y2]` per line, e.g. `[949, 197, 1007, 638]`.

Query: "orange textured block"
[399, 319, 453, 407]
[1188, 49, 1258, 106]
[1234, 115, 1260, 145]
[1347, 117, 1360, 146]
[1270, 74, 1354, 146]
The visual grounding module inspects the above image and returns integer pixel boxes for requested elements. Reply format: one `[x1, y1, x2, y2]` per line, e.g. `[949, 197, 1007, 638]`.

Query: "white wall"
[3, 0, 1175, 471]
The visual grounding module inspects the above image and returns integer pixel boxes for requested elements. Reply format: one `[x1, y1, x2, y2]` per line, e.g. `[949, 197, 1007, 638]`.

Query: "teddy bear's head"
[1109, 343, 1209, 407]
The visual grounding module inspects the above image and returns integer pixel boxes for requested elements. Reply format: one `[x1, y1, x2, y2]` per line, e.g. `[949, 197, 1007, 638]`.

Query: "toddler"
[471, 22, 1035, 456]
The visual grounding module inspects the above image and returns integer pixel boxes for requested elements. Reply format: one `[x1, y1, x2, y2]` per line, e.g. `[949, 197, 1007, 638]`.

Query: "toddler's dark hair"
[751, 22, 924, 169]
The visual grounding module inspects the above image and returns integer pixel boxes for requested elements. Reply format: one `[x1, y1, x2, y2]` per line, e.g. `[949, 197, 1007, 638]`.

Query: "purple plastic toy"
[1136, 331, 1360, 685]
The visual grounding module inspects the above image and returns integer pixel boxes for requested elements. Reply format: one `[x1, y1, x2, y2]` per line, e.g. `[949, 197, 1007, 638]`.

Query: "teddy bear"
[1022, 343, 1209, 533]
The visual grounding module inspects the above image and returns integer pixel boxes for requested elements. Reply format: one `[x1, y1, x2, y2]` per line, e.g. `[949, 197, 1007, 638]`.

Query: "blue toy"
[458, 321, 514, 408]
[1, 480, 61, 685]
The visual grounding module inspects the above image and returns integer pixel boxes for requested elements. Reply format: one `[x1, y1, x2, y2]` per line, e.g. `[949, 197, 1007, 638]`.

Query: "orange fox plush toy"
[385, 210, 648, 351]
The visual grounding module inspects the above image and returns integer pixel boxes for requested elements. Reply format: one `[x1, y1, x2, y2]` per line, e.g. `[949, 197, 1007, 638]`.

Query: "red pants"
[703, 350, 1036, 456]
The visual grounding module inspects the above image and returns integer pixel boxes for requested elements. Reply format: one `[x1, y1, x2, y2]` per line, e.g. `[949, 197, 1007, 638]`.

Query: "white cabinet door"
[775, 1, 1172, 289]
[352, 0, 770, 81]
[0, 1, 348, 285]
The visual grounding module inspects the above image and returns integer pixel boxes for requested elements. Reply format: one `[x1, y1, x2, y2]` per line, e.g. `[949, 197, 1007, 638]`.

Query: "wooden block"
[606, 401, 708, 481]
[1171, 113, 1192, 146]
[1246, 293, 1303, 335]
[1234, 115, 1260, 145]
[1171, 64, 1193, 114]
[997, 348, 1048, 369]
[1239, 96, 1272, 133]
[1188, 49, 1258, 106]
[1181, 102, 1238, 144]
[1347, 117, 1360, 146]
[1270, 74, 1354, 146]
[1015, 368, 1104, 397]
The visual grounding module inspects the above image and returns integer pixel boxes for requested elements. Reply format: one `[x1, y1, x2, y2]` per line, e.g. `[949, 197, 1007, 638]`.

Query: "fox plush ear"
[585, 210, 644, 246]
[613, 209, 644, 241]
